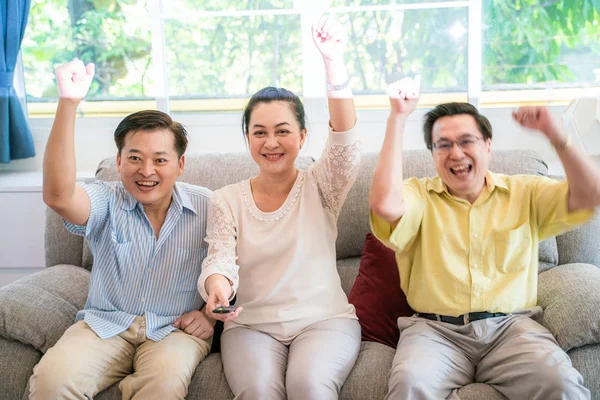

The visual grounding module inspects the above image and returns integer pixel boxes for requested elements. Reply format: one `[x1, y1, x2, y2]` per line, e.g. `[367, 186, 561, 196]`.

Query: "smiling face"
[116, 129, 184, 211]
[246, 101, 306, 178]
[431, 114, 492, 202]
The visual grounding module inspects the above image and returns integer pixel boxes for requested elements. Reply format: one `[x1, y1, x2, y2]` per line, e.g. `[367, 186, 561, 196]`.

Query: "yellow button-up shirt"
[370, 171, 593, 316]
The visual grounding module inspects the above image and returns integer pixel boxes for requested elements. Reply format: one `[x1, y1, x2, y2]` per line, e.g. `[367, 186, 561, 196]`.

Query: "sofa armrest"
[538, 263, 600, 352]
[556, 209, 600, 267]
[0, 265, 90, 353]
[0, 336, 42, 400]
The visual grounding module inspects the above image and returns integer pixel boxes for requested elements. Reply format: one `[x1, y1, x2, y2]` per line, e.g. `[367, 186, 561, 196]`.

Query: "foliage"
[483, 0, 600, 87]
[21, 0, 600, 101]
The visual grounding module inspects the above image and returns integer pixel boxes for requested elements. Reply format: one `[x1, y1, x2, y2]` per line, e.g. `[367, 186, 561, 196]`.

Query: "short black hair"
[423, 102, 492, 150]
[114, 110, 188, 158]
[242, 87, 307, 136]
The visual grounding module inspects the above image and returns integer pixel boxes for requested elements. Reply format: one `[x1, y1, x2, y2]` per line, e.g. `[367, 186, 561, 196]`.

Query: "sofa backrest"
[46, 149, 600, 273]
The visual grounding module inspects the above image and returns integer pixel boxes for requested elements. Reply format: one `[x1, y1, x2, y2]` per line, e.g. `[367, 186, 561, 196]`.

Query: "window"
[481, 0, 600, 106]
[163, 1, 302, 113]
[483, 0, 599, 89]
[20, 0, 600, 117]
[23, 0, 154, 116]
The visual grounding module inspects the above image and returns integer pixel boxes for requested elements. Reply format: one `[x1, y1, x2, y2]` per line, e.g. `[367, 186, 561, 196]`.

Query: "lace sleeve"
[197, 190, 240, 302]
[310, 127, 361, 215]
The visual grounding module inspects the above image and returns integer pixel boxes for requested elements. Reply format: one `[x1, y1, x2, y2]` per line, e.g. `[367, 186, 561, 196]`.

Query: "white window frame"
[19, 0, 600, 118]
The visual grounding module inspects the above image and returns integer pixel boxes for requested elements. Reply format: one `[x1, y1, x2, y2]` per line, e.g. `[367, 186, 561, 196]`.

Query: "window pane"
[331, 0, 458, 6]
[165, 0, 294, 12]
[335, 7, 468, 94]
[483, 0, 600, 90]
[165, 14, 302, 100]
[22, 0, 154, 102]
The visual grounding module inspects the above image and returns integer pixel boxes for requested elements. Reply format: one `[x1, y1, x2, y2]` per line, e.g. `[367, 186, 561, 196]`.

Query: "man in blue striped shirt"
[29, 60, 214, 400]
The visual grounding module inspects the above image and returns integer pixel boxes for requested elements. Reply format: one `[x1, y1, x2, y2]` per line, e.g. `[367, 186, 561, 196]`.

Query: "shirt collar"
[426, 170, 509, 194]
[485, 171, 509, 193]
[176, 183, 198, 215]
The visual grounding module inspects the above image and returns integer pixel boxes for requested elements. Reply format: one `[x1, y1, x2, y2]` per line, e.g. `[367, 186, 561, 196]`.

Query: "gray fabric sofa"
[1, 150, 599, 400]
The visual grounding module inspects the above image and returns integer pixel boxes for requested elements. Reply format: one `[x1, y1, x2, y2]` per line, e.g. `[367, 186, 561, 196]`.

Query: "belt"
[417, 312, 507, 325]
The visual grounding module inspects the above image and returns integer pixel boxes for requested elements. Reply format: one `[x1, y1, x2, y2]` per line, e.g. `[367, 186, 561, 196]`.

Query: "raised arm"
[43, 60, 95, 225]
[312, 16, 355, 131]
[513, 106, 600, 212]
[368, 76, 421, 224]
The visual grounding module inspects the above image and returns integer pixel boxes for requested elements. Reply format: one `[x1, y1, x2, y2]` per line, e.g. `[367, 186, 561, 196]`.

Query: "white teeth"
[265, 154, 282, 159]
[452, 165, 469, 172]
[137, 181, 158, 187]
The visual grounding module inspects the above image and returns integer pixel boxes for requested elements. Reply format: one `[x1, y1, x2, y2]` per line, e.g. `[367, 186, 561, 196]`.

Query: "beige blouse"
[197, 126, 361, 342]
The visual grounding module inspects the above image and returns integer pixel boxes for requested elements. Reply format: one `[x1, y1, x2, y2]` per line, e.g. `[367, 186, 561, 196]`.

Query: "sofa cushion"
[0, 265, 90, 353]
[538, 237, 558, 273]
[556, 210, 600, 267]
[456, 383, 507, 399]
[45, 207, 86, 270]
[336, 257, 360, 296]
[348, 233, 413, 349]
[567, 343, 600, 398]
[538, 263, 600, 351]
[340, 341, 395, 400]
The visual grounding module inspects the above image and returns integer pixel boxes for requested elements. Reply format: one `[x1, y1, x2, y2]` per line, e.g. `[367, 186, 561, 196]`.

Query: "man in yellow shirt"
[369, 76, 599, 400]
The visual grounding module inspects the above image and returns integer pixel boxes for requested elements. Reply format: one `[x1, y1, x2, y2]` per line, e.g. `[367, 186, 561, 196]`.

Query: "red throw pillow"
[348, 233, 414, 349]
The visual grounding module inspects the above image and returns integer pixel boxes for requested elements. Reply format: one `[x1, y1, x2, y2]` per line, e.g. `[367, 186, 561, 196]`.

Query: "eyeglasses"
[432, 136, 484, 152]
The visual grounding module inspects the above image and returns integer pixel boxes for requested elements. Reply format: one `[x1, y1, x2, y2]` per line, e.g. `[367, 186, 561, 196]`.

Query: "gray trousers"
[386, 307, 590, 400]
[221, 318, 361, 400]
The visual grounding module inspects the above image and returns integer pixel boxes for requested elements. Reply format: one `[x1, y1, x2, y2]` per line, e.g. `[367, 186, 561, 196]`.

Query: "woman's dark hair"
[423, 102, 492, 150]
[114, 110, 188, 158]
[242, 87, 307, 135]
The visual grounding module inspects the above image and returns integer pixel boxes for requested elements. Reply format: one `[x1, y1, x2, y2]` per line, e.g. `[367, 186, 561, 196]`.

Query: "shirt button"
[473, 233, 479, 239]
[475, 292, 481, 298]
[473, 263, 479, 269]
[147, 268, 151, 273]
[141, 297, 146, 303]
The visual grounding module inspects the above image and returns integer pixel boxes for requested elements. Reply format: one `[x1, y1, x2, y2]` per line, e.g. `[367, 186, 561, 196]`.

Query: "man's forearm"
[43, 100, 80, 208]
[553, 133, 600, 210]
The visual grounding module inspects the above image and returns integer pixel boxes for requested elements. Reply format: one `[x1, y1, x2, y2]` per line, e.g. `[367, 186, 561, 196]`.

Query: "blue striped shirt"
[64, 181, 211, 341]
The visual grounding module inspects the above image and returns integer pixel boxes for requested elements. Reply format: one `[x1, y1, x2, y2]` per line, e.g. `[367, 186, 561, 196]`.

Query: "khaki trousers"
[29, 317, 211, 400]
[386, 307, 590, 400]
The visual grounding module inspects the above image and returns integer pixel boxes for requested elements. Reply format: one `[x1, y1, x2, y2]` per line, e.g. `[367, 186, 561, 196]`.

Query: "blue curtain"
[0, 0, 34, 163]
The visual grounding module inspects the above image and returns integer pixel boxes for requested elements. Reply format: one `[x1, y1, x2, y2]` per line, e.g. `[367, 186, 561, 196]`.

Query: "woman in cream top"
[200, 126, 360, 341]
[197, 16, 362, 400]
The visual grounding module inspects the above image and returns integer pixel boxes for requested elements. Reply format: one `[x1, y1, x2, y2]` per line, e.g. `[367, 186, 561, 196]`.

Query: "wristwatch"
[326, 77, 351, 91]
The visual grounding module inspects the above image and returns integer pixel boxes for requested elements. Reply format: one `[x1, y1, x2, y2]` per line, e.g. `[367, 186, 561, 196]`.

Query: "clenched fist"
[512, 106, 562, 142]
[55, 59, 95, 102]
[387, 75, 421, 116]
[312, 15, 348, 64]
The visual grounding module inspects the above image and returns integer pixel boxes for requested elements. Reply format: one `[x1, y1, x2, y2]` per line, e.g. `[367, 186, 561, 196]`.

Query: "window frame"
[20, 0, 600, 118]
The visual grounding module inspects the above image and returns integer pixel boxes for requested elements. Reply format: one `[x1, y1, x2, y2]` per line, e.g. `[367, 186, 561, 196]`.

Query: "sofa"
[1, 149, 599, 400]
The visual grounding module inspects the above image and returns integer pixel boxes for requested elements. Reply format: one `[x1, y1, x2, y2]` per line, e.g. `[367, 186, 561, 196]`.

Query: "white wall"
[0, 101, 571, 287]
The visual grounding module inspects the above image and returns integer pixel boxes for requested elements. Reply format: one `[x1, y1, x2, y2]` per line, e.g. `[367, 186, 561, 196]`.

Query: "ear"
[116, 151, 122, 173]
[485, 138, 492, 155]
[178, 155, 185, 177]
[299, 128, 307, 148]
